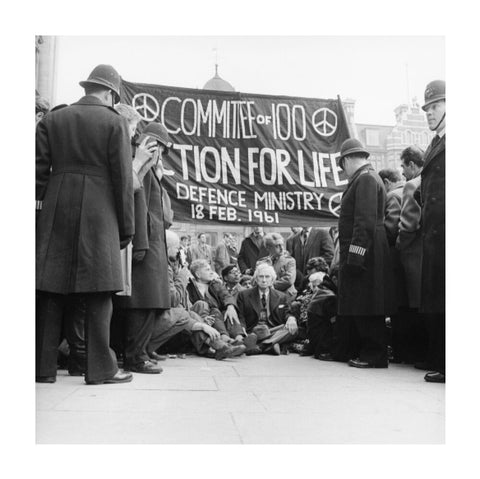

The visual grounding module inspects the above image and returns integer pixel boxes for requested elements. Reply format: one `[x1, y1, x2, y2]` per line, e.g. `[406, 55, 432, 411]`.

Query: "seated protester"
[221, 265, 245, 301]
[298, 256, 329, 293]
[256, 233, 297, 302]
[237, 263, 299, 355]
[305, 272, 338, 360]
[149, 231, 246, 360]
[186, 259, 244, 343]
[239, 274, 253, 289]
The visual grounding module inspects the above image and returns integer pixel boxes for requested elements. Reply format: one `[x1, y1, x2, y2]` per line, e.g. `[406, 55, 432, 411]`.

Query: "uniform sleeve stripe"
[36, 201, 43, 210]
[349, 244, 366, 256]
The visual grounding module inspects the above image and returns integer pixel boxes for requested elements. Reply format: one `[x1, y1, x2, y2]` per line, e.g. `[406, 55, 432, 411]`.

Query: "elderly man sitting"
[236, 263, 298, 355]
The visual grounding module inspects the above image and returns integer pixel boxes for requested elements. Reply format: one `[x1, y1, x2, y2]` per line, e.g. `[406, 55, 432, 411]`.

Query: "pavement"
[36, 354, 444, 444]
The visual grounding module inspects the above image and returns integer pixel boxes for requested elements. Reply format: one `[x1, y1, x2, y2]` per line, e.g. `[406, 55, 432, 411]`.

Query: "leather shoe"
[126, 360, 163, 374]
[263, 343, 281, 356]
[68, 370, 85, 377]
[149, 351, 167, 361]
[36, 376, 56, 383]
[316, 353, 334, 361]
[215, 344, 246, 360]
[86, 370, 133, 385]
[424, 371, 445, 383]
[245, 346, 262, 356]
[348, 358, 388, 369]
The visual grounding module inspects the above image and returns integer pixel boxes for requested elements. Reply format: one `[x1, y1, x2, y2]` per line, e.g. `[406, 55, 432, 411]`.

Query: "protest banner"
[121, 80, 351, 226]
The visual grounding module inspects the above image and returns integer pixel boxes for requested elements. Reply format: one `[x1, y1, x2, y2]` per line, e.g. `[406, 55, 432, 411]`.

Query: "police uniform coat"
[396, 173, 423, 308]
[36, 96, 134, 294]
[418, 135, 445, 314]
[338, 164, 393, 316]
[119, 168, 170, 309]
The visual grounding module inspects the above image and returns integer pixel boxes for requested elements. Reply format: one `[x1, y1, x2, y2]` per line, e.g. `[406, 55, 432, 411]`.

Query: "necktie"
[261, 293, 267, 309]
[302, 230, 308, 245]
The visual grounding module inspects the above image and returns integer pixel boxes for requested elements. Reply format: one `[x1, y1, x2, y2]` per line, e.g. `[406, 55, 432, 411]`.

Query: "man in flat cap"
[417, 80, 446, 383]
[336, 139, 393, 368]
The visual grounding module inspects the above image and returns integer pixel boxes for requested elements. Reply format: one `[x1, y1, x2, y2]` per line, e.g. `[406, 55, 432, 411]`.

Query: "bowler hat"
[422, 80, 445, 111]
[339, 138, 370, 163]
[252, 324, 272, 341]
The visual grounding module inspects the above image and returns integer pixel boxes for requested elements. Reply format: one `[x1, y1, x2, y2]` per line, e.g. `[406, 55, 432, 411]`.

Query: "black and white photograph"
[4, 0, 479, 476]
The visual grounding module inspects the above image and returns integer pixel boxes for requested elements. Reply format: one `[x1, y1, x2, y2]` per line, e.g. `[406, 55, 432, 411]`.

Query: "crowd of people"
[35, 64, 445, 385]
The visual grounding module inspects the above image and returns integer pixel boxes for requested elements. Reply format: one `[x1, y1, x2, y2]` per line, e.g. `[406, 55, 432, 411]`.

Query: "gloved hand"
[120, 236, 133, 249]
[133, 249, 147, 263]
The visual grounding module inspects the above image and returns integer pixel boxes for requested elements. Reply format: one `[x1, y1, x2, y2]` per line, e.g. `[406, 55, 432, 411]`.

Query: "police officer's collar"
[348, 163, 372, 182]
[75, 95, 116, 110]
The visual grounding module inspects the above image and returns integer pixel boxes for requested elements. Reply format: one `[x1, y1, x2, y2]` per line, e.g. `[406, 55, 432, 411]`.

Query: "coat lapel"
[423, 135, 445, 172]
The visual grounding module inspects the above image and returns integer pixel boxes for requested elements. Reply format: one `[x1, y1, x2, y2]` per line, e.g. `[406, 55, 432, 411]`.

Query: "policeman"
[336, 138, 393, 368]
[36, 64, 134, 384]
[418, 80, 446, 383]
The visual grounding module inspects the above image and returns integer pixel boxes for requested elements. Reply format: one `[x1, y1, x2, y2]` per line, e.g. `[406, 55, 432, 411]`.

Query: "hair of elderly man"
[253, 263, 277, 282]
[401, 145, 425, 167]
[378, 168, 403, 183]
[263, 232, 284, 248]
[190, 259, 211, 279]
[114, 103, 142, 123]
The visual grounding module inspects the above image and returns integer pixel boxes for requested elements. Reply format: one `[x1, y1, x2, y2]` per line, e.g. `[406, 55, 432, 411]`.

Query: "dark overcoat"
[237, 235, 269, 273]
[237, 287, 292, 333]
[289, 227, 335, 272]
[36, 96, 134, 294]
[119, 169, 170, 309]
[337, 164, 393, 316]
[418, 135, 445, 314]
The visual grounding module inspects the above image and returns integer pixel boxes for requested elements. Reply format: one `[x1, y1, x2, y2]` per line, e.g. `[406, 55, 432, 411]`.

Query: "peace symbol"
[312, 108, 338, 137]
[329, 192, 343, 217]
[132, 93, 160, 121]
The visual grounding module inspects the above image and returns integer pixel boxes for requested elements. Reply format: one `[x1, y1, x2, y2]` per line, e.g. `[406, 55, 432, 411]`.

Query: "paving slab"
[232, 410, 444, 444]
[36, 411, 241, 444]
[36, 354, 444, 444]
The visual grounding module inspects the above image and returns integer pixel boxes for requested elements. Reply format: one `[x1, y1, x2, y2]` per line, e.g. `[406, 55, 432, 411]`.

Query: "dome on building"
[203, 64, 235, 92]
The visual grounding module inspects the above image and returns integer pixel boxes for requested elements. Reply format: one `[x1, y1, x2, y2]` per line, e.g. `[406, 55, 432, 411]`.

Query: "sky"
[53, 36, 445, 126]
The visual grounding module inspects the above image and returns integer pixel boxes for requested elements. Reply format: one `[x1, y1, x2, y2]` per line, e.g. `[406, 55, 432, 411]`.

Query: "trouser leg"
[110, 302, 127, 363]
[426, 313, 445, 374]
[261, 327, 296, 347]
[64, 295, 86, 374]
[307, 313, 333, 356]
[331, 315, 359, 362]
[36, 291, 65, 378]
[191, 301, 228, 335]
[124, 309, 155, 367]
[83, 293, 118, 383]
[148, 309, 191, 354]
[354, 315, 388, 366]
